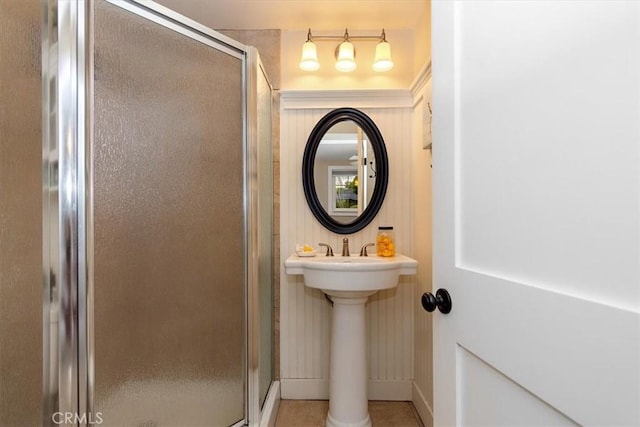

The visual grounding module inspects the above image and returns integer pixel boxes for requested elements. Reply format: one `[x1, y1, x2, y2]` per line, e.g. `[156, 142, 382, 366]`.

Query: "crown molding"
[280, 89, 413, 110]
[410, 61, 432, 100]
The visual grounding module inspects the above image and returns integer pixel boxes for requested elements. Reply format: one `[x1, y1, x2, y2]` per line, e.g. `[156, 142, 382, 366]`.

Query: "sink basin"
[284, 254, 417, 298]
[284, 253, 418, 427]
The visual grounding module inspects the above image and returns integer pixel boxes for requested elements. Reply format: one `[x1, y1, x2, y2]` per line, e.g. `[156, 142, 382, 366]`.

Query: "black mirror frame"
[302, 107, 389, 234]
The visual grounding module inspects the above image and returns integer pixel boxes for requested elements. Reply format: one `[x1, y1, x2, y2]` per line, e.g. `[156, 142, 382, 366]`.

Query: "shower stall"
[1, 0, 274, 425]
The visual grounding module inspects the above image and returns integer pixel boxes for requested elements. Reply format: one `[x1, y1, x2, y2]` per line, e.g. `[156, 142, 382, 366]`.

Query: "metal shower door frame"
[43, 1, 255, 425]
[245, 46, 276, 423]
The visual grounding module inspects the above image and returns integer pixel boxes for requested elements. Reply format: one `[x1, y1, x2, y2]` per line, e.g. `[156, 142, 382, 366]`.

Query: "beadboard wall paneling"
[411, 65, 434, 426]
[280, 91, 415, 399]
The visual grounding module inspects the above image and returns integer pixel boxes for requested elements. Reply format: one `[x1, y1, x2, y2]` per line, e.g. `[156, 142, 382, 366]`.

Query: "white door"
[431, 1, 640, 426]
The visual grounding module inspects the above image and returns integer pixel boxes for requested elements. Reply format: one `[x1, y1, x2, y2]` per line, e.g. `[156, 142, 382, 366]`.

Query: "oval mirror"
[302, 108, 389, 234]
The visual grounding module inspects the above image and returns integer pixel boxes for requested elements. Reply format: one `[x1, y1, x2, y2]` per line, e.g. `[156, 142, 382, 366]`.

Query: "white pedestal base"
[326, 295, 373, 427]
[326, 411, 371, 427]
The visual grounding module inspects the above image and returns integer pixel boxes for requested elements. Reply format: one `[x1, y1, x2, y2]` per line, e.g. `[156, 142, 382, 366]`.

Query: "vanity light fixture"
[335, 30, 357, 72]
[373, 29, 394, 72]
[299, 28, 394, 72]
[299, 29, 320, 71]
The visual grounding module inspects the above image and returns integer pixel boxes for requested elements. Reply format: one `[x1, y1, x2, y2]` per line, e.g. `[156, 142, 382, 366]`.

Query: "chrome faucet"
[342, 238, 350, 257]
[318, 243, 334, 256]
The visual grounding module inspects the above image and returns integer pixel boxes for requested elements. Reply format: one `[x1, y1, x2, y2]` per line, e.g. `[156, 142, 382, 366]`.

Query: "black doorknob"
[421, 288, 452, 314]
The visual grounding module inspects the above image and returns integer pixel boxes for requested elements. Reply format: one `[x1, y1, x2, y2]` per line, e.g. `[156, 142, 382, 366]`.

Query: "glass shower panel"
[93, 1, 245, 425]
[0, 1, 43, 425]
[257, 64, 273, 409]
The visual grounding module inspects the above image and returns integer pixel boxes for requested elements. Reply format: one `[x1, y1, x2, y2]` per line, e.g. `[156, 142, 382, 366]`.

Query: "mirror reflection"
[314, 120, 377, 224]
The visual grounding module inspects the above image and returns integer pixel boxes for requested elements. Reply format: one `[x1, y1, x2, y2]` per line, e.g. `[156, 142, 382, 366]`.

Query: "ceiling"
[154, 0, 428, 31]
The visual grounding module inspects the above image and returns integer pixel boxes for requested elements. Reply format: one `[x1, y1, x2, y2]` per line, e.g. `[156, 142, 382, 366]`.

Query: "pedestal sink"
[284, 254, 418, 427]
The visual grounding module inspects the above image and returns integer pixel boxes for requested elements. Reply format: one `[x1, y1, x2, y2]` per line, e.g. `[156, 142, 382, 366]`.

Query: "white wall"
[413, 3, 431, 77]
[279, 90, 416, 400]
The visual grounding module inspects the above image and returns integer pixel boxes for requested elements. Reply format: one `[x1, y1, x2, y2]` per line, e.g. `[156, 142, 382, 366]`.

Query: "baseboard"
[281, 379, 328, 399]
[259, 380, 281, 427]
[280, 379, 412, 401]
[369, 380, 412, 401]
[411, 382, 433, 427]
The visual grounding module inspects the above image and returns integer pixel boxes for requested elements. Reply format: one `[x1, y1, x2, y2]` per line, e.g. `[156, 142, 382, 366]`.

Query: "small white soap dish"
[296, 244, 317, 257]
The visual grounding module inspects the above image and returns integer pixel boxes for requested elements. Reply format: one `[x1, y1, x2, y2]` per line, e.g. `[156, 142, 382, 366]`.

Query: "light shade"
[373, 40, 394, 72]
[299, 41, 320, 71]
[335, 41, 357, 72]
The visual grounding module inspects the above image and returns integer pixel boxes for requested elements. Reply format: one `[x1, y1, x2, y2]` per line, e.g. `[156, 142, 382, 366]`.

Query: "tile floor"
[275, 400, 423, 427]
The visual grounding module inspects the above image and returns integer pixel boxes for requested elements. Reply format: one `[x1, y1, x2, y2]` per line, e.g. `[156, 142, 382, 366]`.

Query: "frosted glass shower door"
[0, 1, 42, 425]
[92, 1, 245, 425]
